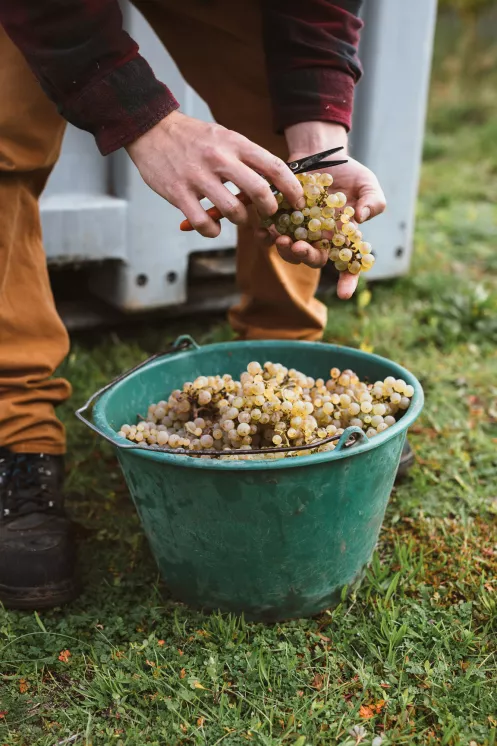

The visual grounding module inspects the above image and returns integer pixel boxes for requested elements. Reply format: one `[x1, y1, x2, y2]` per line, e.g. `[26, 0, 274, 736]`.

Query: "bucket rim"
[92, 339, 424, 471]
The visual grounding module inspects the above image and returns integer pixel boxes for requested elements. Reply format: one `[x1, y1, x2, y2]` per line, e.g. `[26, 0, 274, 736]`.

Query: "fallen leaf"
[180, 668, 186, 679]
[358, 289, 372, 310]
[0, 711, 7, 719]
[19, 679, 28, 694]
[178, 648, 184, 655]
[157, 640, 165, 647]
[359, 342, 374, 353]
[311, 673, 324, 690]
[145, 659, 155, 667]
[359, 705, 375, 719]
[293, 737, 307, 746]
[197, 717, 205, 727]
[58, 650, 71, 663]
[180, 724, 187, 734]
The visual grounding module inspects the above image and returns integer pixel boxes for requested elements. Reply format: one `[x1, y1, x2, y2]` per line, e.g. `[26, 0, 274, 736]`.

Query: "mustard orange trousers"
[0, 0, 327, 455]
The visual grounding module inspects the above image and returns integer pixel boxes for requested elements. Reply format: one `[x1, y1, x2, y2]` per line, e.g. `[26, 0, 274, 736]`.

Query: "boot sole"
[0, 578, 80, 610]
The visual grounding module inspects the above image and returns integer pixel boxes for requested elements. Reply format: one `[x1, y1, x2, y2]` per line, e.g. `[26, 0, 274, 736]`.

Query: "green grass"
[2, 22, 497, 746]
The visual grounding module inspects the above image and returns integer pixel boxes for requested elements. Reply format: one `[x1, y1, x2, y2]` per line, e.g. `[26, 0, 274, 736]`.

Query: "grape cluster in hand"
[118, 362, 413, 460]
[262, 172, 375, 275]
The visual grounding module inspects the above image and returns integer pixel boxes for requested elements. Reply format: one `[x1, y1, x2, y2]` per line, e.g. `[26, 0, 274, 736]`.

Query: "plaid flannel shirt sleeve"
[262, 0, 364, 133]
[0, 0, 179, 155]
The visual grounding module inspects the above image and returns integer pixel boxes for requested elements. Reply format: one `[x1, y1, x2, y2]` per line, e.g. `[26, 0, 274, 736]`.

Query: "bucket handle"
[75, 335, 200, 447]
[334, 426, 369, 452]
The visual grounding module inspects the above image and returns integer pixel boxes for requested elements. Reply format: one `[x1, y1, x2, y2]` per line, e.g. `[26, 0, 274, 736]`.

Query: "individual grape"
[318, 173, 333, 187]
[291, 211, 304, 225]
[198, 390, 212, 405]
[326, 194, 340, 208]
[338, 248, 353, 262]
[294, 227, 308, 241]
[348, 260, 361, 274]
[309, 206, 322, 218]
[373, 403, 387, 416]
[321, 218, 336, 231]
[343, 205, 355, 217]
[308, 218, 322, 233]
[307, 230, 322, 242]
[304, 184, 321, 199]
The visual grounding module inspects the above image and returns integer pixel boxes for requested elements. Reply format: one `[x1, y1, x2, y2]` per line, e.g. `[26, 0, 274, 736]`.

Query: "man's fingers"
[337, 271, 359, 299]
[255, 227, 275, 250]
[202, 183, 250, 226]
[355, 185, 387, 223]
[275, 237, 328, 268]
[177, 194, 221, 238]
[275, 235, 301, 265]
[241, 141, 305, 210]
[223, 162, 279, 217]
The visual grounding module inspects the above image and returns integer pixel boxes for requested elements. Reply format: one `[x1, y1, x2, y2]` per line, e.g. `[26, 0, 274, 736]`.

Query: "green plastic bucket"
[77, 335, 424, 621]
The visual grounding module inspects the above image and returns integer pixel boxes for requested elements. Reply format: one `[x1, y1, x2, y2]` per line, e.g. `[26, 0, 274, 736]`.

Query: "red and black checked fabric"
[0, 0, 363, 155]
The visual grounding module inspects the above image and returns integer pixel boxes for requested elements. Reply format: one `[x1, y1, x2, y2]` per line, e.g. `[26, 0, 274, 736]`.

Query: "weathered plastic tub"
[77, 336, 424, 621]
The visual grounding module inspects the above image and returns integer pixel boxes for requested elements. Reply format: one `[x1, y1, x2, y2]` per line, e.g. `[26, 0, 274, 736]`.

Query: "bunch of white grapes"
[118, 362, 413, 460]
[262, 172, 375, 275]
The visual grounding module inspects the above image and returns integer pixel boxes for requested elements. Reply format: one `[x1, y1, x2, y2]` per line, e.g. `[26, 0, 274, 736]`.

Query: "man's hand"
[258, 122, 387, 300]
[126, 111, 305, 238]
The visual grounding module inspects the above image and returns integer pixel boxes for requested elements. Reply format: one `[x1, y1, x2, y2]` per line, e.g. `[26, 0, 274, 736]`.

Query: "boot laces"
[1, 453, 60, 519]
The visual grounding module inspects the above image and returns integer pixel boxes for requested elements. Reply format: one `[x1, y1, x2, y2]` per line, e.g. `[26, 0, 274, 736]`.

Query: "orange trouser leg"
[133, 0, 328, 340]
[0, 27, 70, 455]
